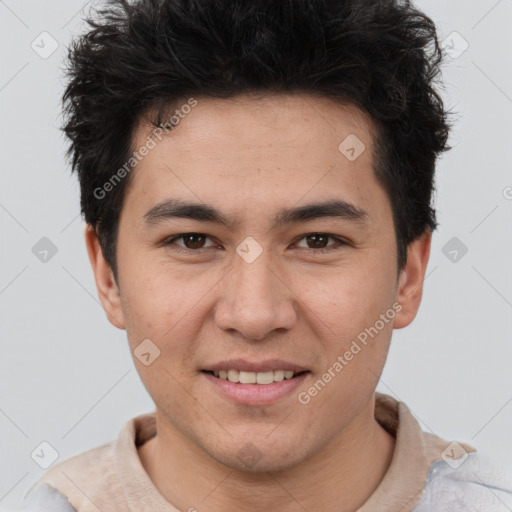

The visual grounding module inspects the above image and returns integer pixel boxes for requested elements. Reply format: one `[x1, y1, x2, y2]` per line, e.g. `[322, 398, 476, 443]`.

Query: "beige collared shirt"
[26, 392, 475, 512]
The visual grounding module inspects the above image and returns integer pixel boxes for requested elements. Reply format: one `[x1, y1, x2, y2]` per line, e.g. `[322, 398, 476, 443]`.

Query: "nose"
[214, 244, 297, 341]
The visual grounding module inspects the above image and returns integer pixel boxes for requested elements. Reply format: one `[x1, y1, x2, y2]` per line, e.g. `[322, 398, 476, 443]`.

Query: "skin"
[85, 93, 431, 512]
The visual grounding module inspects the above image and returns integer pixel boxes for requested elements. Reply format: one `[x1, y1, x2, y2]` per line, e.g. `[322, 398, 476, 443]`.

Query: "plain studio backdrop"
[1, 0, 511, 508]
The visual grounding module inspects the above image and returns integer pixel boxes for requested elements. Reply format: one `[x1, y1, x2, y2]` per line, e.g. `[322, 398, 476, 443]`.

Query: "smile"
[204, 369, 307, 385]
[202, 370, 310, 406]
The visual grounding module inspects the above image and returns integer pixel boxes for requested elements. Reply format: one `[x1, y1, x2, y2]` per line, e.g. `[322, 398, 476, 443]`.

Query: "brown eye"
[165, 233, 216, 251]
[294, 233, 348, 253]
[305, 233, 330, 249]
[182, 233, 207, 249]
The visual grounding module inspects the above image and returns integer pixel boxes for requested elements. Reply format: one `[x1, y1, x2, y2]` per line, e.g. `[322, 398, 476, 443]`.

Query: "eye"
[163, 232, 349, 254]
[293, 233, 348, 253]
[164, 233, 217, 251]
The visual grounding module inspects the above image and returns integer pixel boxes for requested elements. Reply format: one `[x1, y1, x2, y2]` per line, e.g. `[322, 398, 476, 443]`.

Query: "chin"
[220, 452, 305, 474]
[207, 434, 309, 474]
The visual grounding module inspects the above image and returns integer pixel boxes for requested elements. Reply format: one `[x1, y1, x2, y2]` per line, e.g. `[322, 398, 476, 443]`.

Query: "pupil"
[308, 233, 328, 249]
[186, 234, 204, 249]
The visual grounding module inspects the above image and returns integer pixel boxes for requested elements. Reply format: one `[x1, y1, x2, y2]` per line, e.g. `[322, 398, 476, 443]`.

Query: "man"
[13, 0, 512, 510]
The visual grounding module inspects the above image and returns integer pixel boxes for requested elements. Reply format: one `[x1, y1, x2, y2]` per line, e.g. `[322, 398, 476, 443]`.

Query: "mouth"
[201, 368, 310, 406]
[202, 369, 310, 385]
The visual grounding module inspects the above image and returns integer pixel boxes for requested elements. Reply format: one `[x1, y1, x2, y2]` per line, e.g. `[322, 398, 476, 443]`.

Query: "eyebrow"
[143, 198, 369, 230]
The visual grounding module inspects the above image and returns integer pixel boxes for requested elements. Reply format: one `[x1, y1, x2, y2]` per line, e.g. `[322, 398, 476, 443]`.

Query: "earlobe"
[393, 230, 432, 329]
[84, 224, 126, 330]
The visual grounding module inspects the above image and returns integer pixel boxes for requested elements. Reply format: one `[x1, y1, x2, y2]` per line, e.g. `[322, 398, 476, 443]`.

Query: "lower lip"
[202, 371, 310, 406]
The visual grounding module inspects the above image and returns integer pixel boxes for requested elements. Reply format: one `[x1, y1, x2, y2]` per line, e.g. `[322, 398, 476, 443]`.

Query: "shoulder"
[414, 452, 512, 511]
[15, 441, 120, 512]
[3, 482, 76, 512]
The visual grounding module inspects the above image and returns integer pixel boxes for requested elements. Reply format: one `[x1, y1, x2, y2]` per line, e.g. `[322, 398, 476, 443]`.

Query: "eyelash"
[163, 232, 350, 254]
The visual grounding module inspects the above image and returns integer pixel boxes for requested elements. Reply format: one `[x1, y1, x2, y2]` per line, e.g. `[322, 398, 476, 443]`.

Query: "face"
[87, 93, 429, 473]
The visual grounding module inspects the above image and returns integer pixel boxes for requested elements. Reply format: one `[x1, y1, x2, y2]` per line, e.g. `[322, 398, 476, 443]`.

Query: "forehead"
[138, 92, 374, 150]
[122, 93, 389, 230]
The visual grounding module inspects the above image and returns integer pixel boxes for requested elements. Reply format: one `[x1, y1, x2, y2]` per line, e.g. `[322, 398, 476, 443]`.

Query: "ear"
[84, 224, 126, 330]
[393, 230, 432, 329]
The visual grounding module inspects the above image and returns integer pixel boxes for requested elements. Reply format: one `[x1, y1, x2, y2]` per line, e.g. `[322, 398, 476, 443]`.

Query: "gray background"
[1, 0, 511, 508]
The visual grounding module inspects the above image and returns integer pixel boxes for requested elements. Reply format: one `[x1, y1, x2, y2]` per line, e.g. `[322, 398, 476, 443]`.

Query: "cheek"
[296, 270, 394, 411]
[119, 260, 212, 361]
[294, 260, 394, 335]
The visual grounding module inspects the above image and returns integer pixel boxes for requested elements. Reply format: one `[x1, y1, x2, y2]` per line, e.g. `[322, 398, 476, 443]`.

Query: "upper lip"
[204, 359, 309, 373]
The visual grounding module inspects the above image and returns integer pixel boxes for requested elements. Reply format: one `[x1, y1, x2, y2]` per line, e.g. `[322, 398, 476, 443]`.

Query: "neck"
[138, 394, 395, 512]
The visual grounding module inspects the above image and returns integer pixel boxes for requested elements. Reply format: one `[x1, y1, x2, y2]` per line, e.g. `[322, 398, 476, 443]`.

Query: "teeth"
[239, 371, 256, 384]
[273, 370, 285, 381]
[227, 369, 239, 382]
[256, 371, 274, 384]
[211, 369, 302, 384]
